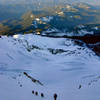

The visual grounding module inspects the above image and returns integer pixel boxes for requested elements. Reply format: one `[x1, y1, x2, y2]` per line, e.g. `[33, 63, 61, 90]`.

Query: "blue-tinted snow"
[0, 34, 100, 100]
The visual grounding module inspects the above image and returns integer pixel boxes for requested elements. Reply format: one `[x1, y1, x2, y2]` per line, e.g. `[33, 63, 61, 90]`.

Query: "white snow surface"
[0, 34, 100, 100]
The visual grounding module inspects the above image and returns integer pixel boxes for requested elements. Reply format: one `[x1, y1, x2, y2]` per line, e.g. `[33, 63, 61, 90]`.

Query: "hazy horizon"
[0, 0, 100, 5]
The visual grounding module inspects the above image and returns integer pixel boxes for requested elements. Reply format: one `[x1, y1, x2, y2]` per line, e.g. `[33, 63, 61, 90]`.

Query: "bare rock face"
[88, 43, 100, 56]
[66, 34, 100, 56]
[75, 35, 100, 55]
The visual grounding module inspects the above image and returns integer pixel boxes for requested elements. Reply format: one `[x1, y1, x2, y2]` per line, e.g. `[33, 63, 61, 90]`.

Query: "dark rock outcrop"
[23, 72, 43, 86]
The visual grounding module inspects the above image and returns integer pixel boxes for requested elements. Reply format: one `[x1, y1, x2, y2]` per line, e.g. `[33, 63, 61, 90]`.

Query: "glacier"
[0, 34, 100, 100]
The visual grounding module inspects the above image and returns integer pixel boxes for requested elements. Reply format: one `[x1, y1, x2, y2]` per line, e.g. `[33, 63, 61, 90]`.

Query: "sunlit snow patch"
[13, 34, 19, 39]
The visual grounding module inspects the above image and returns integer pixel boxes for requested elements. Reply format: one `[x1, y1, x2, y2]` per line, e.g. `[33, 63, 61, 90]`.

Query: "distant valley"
[0, 3, 100, 36]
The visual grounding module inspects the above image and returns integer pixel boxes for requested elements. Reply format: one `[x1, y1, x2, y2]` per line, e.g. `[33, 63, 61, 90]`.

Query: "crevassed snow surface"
[0, 34, 100, 100]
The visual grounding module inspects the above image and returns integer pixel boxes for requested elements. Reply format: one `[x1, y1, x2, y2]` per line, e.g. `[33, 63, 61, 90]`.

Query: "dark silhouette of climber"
[54, 93, 57, 100]
[41, 93, 44, 97]
[32, 90, 34, 94]
[35, 91, 38, 95]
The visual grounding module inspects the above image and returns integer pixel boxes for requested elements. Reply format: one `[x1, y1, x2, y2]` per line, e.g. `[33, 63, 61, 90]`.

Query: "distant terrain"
[0, 3, 100, 36]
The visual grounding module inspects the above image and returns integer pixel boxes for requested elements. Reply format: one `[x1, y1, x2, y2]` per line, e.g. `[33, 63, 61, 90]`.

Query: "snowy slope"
[0, 34, 100, 100]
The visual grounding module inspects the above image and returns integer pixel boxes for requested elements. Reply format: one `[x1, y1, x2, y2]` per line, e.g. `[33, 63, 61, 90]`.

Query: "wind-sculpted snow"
[0, 34, 100, 100]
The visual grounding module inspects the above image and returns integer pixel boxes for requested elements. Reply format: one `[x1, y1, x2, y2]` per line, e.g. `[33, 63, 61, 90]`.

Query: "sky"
[0, 0, 99, 5]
